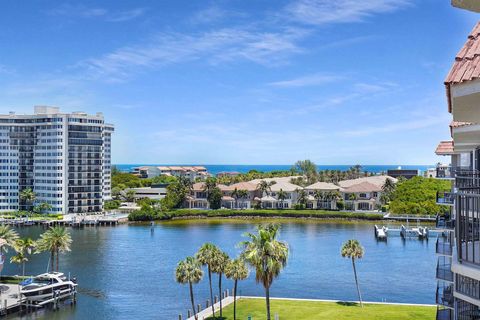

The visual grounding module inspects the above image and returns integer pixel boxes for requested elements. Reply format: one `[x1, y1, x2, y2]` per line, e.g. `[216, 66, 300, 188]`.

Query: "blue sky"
[0, 1, 477, 165]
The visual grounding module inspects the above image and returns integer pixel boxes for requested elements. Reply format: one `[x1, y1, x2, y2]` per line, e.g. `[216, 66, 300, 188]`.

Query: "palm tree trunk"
[208, 267, 215, 319]
[189, 281, 198, 320]
[50, 250, 54, 273]
[22, 262, 25, 276]
[265, 284, 271, 320]
[56, 248, 59, 272]
[219, 273, 223, 317]
[352, 258, 363, 307]
[233, 279, 238, 320]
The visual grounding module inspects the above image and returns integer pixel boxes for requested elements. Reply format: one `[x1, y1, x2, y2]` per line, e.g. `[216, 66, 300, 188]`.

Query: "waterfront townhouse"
[432, 21, 480, 320]
[221, 182, 259, 209]
[257, 181, 302, 209]
[338, 176, 395, 211]
[304, 182, 341, 210]
[0, 106, 114, 214]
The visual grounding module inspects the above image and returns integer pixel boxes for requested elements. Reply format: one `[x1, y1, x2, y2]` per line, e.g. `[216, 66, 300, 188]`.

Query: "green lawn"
[206, 298, 435, 320]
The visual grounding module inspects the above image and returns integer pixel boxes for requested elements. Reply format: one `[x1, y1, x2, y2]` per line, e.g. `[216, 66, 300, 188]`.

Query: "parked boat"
[20, 272, 77, 304]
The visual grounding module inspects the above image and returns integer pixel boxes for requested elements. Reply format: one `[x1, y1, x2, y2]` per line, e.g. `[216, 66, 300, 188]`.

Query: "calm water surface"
[5, 220, 436, 319]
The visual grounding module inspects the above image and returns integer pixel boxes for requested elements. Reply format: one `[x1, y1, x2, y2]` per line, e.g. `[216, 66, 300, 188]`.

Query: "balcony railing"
[457, 193, 480, 266]
[436, 307, 453, 320]
[436, 236, 453, 256]
[456, 170, 480, 190]
[436, 284, 454, 308]
[436, 192, 455, 205]
[436, 260, 453, 282]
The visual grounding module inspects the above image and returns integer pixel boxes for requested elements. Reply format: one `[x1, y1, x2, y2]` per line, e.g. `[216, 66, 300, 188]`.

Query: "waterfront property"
[0, 106, 114, 214]
[180, 175, 395, 212]
[432, 19, 480, 320]
[1, 221, 438, 319]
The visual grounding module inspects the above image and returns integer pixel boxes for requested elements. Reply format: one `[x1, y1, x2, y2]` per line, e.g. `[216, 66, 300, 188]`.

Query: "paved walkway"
[187, 296, 235, 320]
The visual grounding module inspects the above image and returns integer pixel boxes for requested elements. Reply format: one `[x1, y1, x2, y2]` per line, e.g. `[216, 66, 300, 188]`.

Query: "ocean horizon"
[115, 164, 433, 175]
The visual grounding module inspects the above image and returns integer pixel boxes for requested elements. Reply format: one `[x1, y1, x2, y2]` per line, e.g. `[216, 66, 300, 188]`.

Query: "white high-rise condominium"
[0, 106, 114, 214]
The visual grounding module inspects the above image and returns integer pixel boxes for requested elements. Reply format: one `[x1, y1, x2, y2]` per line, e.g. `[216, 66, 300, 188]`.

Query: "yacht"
[20, 272, 77, 304]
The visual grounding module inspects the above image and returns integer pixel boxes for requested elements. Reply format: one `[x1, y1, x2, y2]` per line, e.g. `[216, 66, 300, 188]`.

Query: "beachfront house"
[304, 182, 341, 210]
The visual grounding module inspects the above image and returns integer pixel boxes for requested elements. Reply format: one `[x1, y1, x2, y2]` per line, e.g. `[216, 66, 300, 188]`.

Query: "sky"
[0, 1, 478, 165]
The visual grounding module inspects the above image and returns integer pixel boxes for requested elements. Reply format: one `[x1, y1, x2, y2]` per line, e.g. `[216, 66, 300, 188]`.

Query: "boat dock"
[374, 224, 447, 240]
[0, 213, 129, 229]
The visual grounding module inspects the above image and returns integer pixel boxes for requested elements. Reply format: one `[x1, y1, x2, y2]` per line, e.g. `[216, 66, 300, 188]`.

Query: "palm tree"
[203, 177, 218, 197]
[195, 243, 219, 318]
[34, 202, 52, 214]
[225, 258, 249, 320]
[257, 180, 275, 197]
[0, 225, 19, 254]
[124, 189, 136, 202]
[341, 239, 365, 307]
[296, 189, 308, 208]
[237, 189, 249, 209]
[277, 189, 287, 209]
[175, 257, 203, 320]
[211, 250, 230, 318]
[37, 227, 72, 272]
[381, 178, 396, 204]
[313, 190, 324, 209]
[240, 224, 289, 320]
[11, 237, 35, 276]
[231, 188, 240, 209]
[19, 188, 36, 211]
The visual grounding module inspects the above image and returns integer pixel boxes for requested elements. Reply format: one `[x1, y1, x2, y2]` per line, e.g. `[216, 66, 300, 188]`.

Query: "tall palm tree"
[175, 257, 203, 320]
[211, 250, 230, 318]
[203, 177, 218, 197]
[231, 188, 240, 209]
[225, 258, 249, 320]
[256, 180, 275, 197]
[240, 224, 289, 320]
[313, 190, 324, 209]
[19, 188, 36, 211]
[296, 189, 308, 208]
[237, 189, 249, 209]
[341, 239, 365, 307]
[11, 237, 35, 276]
[277, 189, 287, 209]
[195, 243, 219, 318]
[37, 227, 72, 272]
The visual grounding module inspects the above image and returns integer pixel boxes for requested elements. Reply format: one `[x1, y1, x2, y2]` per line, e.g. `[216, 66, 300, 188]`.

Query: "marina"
[0, 220, 437, 319]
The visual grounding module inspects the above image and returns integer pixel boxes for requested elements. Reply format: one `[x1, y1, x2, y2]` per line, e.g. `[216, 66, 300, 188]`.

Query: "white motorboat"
[20, 272, 77, 304]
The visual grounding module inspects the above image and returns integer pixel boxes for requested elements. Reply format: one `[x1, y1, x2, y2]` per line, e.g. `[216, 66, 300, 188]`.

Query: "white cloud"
[47, 5, 145, 22]
[190, 6, 228, 24]
[79, 27, 308, 82]
[268, 73, 344, 88]
[285, 0, 412, 25]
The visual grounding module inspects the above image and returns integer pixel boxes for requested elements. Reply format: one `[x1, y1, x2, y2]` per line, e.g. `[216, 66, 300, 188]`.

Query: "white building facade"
[0, 106, 114, 214]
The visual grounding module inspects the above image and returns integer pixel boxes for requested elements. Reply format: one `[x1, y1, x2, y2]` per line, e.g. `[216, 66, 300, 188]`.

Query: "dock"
[0, 213, 129, 229]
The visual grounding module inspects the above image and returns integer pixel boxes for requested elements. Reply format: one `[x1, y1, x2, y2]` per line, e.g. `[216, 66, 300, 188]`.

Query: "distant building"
[127, 187, 166, 201]
[131, 165, 209, 181]
[0, 106, 114, 214]
[386, 169, 419, 180]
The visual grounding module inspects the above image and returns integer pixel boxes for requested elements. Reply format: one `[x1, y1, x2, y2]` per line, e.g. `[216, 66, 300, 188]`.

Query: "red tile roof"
[445, 22, 480, 112]
[435, 140, 454, 155]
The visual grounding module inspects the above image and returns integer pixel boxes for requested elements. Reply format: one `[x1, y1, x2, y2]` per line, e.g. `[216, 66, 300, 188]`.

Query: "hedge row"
[128, 209, 384, 221]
